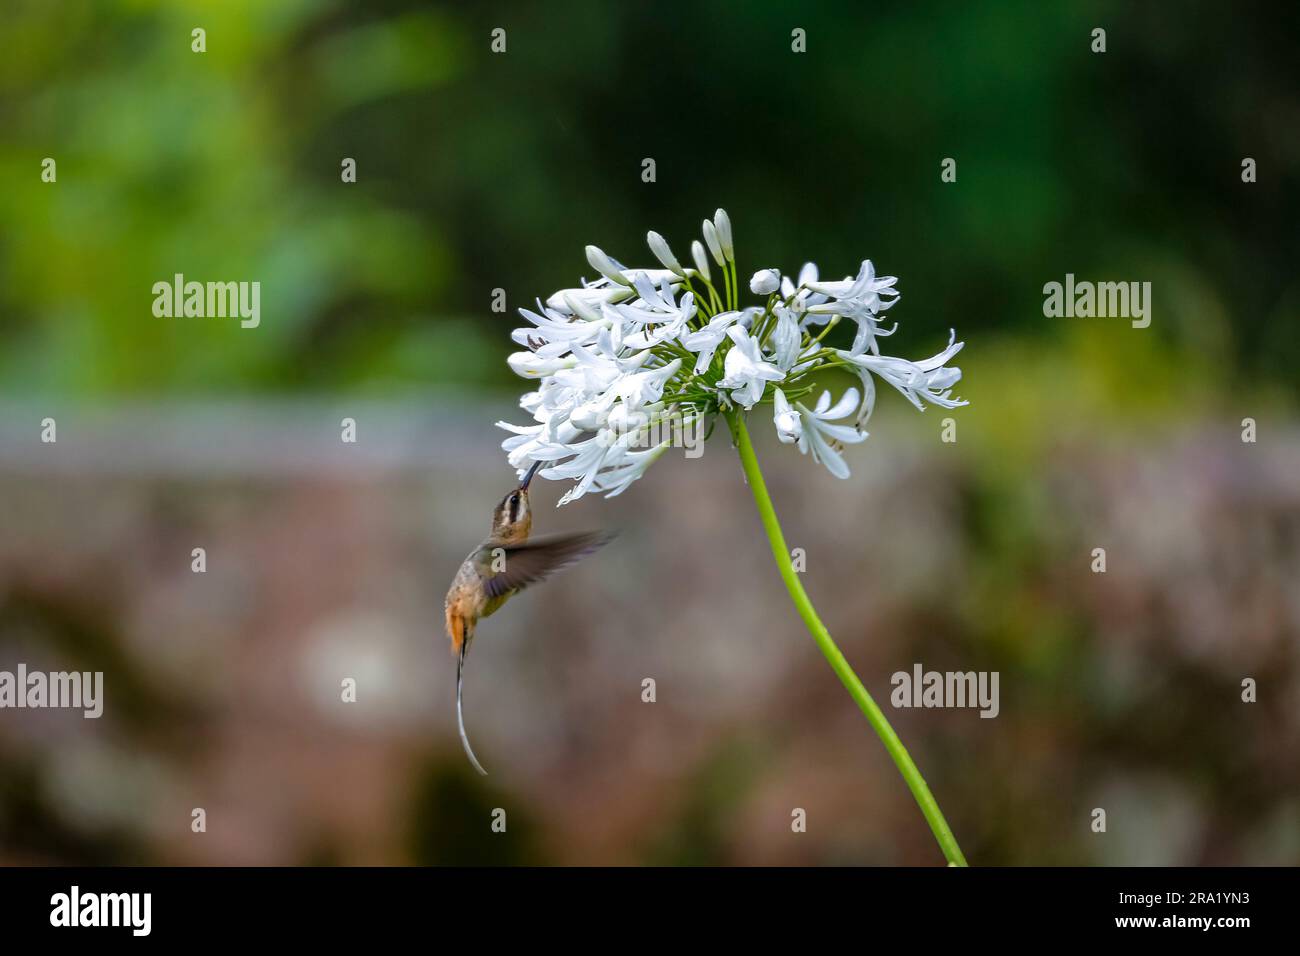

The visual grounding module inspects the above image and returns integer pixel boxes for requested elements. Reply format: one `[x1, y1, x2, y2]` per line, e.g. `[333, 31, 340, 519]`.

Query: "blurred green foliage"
[1, 0, 1296, 400]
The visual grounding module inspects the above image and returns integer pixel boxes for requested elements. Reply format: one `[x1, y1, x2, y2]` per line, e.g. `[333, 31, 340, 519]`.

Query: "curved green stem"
[727, 411, 968, 867]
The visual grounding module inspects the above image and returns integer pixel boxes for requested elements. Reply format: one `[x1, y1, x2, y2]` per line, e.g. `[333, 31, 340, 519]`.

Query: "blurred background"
[1, 0, 1298, 865]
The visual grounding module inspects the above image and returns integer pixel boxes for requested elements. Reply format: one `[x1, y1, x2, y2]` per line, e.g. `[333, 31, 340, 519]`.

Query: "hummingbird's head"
[491, 461, 542, 541]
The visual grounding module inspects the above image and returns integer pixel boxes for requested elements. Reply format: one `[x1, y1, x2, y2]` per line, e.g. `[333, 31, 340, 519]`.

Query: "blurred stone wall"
[1, 400, 1298, 864]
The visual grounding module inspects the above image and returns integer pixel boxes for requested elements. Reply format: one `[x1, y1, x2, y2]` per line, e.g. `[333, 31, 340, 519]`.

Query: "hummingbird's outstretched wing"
[483, 531, 615, 599]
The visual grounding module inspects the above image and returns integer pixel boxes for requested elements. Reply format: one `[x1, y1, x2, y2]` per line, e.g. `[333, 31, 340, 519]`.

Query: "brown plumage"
[444, 461, 613, 774]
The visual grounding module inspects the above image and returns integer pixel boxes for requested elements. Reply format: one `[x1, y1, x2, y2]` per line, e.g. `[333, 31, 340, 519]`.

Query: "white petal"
[585, 246, 632, 286]
[749, 268, 781, 295]
[690, 240, 711, 280]
[702, 220, 725, 266]
[646, 231, 684, 274]
[806, 427, 851, 479]
[713, 208, 734, 260]
[821, 387, 861, 421]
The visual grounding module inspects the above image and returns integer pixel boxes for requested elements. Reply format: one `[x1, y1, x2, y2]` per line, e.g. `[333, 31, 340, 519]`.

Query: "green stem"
[727, 411, 969, 867]
[682, 275, 711, 324]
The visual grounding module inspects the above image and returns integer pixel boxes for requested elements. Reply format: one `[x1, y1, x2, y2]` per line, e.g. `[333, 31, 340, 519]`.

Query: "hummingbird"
[444, 460, 612, 775]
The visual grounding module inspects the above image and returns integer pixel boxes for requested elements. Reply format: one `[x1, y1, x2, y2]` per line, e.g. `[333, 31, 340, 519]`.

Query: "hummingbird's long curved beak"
[519, 460, 543, 490]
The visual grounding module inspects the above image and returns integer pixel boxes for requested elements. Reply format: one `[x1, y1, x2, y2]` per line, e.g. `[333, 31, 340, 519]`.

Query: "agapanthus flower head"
[500, 210, 968, 504]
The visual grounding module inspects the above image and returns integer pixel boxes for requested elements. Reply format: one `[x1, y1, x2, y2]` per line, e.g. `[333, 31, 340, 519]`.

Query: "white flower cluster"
[500, 209, 968, 504]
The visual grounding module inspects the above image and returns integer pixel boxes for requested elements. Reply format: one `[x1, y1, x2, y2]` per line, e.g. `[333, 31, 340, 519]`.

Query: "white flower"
[772, 388, 802, 443]
[805, 258, 899, 306]
[512, 298, 609, 352]
[646, 231, 684, 275]
[543, 432, 627, 504]
[805, 259, 900, 354]
[690, 239, 711, 280]
[616, 275, 696, 349]
[500, 208, 969, 503]
[749, 268, 781, 295]
[781, 262, 815, 299]
[586, 245, 633, 286]
[717, 326, 785, 409]
[766, 304, 805, 372]
[607, 400, 662, 435]
[781, 262, 828, 316]
[570, 359, 679, 431]
[712, 208, 734, 261]
[587, 439, 672, 500]
[836, 330, 967, 416]
[792, 388, 868, 479]
[545, 282, 634, 314]
[683, 310, 744, 374]
[702, 219, 725, 266]
[507, 351, 577, 378]
[617, 358, 681, 409]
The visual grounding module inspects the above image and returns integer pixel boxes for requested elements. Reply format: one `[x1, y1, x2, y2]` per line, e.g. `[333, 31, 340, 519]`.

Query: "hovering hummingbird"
[444, 460, 612, 775]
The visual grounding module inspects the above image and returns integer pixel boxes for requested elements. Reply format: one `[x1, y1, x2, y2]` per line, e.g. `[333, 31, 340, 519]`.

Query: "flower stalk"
[501, 209, 972, 862]
[726, 410, 969, 867]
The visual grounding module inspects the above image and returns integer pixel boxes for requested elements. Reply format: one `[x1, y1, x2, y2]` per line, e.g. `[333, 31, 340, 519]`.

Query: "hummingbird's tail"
[456, 642, 488, 776]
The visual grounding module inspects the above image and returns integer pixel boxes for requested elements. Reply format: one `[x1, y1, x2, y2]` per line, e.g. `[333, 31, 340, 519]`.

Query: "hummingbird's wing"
[483, 531, 615, 599]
